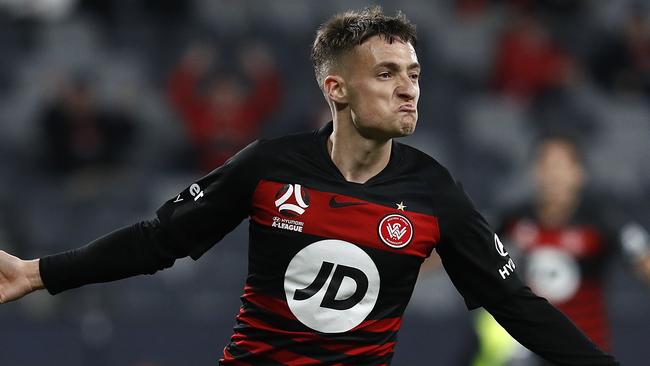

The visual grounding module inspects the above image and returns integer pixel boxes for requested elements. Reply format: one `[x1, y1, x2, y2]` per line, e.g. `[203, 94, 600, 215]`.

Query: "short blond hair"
[310, 6, 417, 89]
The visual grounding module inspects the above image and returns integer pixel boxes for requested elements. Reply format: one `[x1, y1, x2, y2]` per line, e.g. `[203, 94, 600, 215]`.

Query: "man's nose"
[396, 77, 417, 101]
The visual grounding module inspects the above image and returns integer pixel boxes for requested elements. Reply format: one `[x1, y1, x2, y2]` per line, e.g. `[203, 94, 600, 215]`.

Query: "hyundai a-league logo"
[275, 184, 310, 216]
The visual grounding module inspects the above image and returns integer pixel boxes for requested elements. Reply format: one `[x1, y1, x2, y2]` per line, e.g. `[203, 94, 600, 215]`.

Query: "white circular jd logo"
[284, 240, 380, 333]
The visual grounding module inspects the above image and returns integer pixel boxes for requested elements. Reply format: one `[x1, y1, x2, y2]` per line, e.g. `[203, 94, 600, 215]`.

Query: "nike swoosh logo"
[329, 196, 367, 208]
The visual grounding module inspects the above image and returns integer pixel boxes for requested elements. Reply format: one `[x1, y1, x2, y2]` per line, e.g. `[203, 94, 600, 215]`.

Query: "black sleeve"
[156, 140, 263, 259]
[486, 287, 619, 365]
[40, 219, 178, 294]
[436, 182, 525, 309]
[40, 140, 264, 294]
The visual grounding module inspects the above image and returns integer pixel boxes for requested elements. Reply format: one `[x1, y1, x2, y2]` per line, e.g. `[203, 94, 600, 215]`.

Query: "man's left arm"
[485, 286, 618, 365]
[436, 183, 619, 365]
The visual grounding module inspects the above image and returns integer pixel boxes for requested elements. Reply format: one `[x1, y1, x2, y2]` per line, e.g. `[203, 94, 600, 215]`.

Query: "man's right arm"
[0, 140, 265, 302]
[0, 219, 176, 300]
[39, 219, 180, 295]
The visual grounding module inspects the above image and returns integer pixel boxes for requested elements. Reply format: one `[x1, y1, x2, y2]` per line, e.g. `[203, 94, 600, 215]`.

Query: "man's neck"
[328, 119, 392, 184]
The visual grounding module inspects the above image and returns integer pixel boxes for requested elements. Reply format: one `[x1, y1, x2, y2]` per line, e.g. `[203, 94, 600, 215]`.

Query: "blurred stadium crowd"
[0, 0, 649, 365]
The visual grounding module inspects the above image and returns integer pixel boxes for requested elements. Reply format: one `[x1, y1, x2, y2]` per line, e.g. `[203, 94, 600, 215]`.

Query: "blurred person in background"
[493, 10, 575, 102]
[589, 12, 650, 96]
[470, 135, 650, 366]
[38, 72, 135, 176]
[0, 6, 621, 365]
[167, 41, 282, 171]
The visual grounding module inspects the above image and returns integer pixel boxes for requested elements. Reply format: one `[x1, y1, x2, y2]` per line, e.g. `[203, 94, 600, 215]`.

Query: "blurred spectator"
[167, 41, 281, 171]
[470, 135, 650, 366]
[493, 12, 574, 101]
[430, 0, 504, 86]
[527, 87, 596, 141]
[38, 73, 135, 175]
[588, 13, 650, 96]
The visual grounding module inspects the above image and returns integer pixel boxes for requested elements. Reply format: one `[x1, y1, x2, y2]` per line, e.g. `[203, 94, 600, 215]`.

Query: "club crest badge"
[378, 213, 414, 248]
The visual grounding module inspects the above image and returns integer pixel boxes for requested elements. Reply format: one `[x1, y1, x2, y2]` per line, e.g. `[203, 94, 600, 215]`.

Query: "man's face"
[340, 36, 420, 140]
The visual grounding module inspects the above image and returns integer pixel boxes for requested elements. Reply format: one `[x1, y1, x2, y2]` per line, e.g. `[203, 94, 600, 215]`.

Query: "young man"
[470, 136, 650, 366]
[0, 7, 619, 365]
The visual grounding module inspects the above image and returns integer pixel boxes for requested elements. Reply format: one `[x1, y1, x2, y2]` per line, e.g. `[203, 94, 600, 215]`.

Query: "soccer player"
[0, 7, 620, 365]
[470, 135, 650, 366]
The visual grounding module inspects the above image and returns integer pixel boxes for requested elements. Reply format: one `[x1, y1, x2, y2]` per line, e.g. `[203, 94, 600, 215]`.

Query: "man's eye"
[378, 72, 391, 79]
[410, 73, 420, 81]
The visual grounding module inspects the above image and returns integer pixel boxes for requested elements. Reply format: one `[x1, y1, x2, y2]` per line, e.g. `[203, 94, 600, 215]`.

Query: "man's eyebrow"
[375, 61, 421, 71]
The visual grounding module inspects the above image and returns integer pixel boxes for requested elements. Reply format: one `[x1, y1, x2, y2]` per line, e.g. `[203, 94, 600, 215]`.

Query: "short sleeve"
[436, 183, 525, 310]
[156, 140, 263, 260]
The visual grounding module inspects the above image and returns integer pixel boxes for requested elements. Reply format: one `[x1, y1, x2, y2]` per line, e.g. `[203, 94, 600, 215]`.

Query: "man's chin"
[355, 116, 417, 140]
[397, 118, 417, 136]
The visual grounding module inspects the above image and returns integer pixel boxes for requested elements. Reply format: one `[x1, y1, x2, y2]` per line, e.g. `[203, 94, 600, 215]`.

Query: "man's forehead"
[352, 35, 418, 66]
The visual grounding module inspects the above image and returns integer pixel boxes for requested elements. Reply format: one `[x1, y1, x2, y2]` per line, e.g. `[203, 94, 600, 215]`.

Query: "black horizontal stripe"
[221, 342, 287, 366]
[239, 298, 399, 345]
[232, 324, 393, 365]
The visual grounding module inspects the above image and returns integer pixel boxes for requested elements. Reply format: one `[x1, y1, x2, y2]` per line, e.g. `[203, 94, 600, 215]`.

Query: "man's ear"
[324, 75, 347, 104]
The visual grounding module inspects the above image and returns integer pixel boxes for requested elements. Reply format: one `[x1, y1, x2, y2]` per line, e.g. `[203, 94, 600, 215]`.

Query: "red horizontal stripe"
[321, 341, 395, 357]
[235, 338, 321, 365]
[252, 180, 439, 258]
[220, 347, 252, 365]
[237, 311, 325, 342]
[236, 312, 396, 359]
[236, 286, 400, 362]
[352, 317, 402, 333]
[241, 284, 296, 320]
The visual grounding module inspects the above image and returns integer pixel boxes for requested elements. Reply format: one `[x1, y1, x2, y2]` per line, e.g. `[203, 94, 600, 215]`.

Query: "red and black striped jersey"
[498, 200, 620, 350]
[156, 122, 525, 365]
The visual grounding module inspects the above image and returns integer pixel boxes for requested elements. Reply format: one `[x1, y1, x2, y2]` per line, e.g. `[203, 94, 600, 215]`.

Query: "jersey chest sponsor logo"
[284, 240, 380, 333]
[272, 184, 309, 232]
[378, 214, 414, 248]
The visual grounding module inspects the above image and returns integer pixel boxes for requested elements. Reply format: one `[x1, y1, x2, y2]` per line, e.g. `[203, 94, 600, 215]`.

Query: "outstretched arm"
[0, 141, 263, 301]
[1, 219, 179, 300]
[39, 219, 180, 295]
[485, 287, 618, 366]
[0, 251, 44, 304]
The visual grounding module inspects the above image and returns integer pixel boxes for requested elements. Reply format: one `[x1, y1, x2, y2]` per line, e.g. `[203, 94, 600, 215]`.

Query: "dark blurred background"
[1, 0, 649, 365]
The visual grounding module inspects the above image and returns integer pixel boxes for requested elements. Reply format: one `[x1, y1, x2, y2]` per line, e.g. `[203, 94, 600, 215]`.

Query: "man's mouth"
[398, 104, 416, 112]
